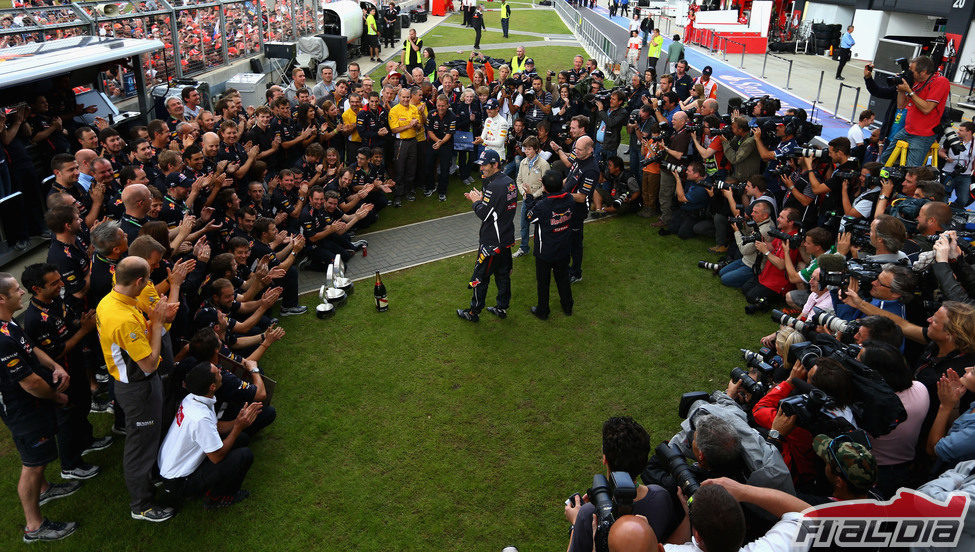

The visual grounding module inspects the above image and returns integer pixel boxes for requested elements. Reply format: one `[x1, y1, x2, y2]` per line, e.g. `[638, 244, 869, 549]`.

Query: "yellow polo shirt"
[96, 290, 158, 383]
[387, 102, 419, 139]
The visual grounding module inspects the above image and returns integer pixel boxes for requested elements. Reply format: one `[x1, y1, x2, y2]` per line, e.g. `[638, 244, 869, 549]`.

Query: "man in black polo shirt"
[357, 92, 389, 150]
[118, 184, 153, 244]
[244, 106, 282, 171]
[300, 187, 369, 267]
[22, 264, 114, 482]
[425, 95, 456, 201]
[248, 217, 306, 316]
[671, 60, 694, 102]
[47, 154, 98, 231]
[242, 181, 275, 220]
[44, 205, 89, 307]
[526, 170, 574, 320]
[271, 169, 308, 234]
[89, 221, 128, 306]
[383, 0, 399, 48]
[0, 273, 78, 543]
[561, 136, 599, 283]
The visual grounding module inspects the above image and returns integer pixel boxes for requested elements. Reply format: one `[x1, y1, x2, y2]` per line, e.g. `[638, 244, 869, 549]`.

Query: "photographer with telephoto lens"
[752, 357, 857, 490]
[564, 417, 678, 552]
[716, 201, 773, 289]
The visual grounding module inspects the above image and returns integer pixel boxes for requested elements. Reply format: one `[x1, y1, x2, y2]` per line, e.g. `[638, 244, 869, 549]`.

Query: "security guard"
[510, 46, 528, 74]
[383, 0, 399, 49]
[562, 136, 599, 283]
[500, 0, 512, 38]
[526, 170, 574, 320]
[457, 149, 517, 322]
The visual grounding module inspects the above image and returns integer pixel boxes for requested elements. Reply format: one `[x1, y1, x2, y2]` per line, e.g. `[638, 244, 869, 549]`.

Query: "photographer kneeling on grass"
[592, 156, 641, 216]
[564, 417, 679, 552]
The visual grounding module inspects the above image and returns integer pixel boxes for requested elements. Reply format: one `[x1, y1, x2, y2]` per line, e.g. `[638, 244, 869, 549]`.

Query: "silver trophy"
[332, 254, 354, 295]
[323, 263, 347, 306]
[315, 282, 336, 318]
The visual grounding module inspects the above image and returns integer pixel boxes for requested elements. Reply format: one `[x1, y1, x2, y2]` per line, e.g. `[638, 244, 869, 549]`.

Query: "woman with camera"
[550, 84, 579, 147]
[679, 83, 706, 112]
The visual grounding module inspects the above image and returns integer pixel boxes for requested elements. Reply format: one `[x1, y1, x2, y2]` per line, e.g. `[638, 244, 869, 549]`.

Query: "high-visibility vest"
[511, 56, 527, 74]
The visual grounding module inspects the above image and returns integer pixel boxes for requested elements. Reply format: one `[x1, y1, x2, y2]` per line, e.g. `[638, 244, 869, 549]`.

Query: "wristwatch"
[768, 429, 781, 440]
[878, 194, 889, 201]
[250, 367, 261, 374]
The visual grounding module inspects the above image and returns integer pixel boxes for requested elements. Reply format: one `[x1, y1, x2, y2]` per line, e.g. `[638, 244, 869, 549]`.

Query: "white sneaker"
[512, 248, 529, 258]
[449, 164, 459, 175]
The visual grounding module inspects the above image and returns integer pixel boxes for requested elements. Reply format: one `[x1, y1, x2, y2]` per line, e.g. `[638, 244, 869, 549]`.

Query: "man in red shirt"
[741, 207, 801, 313]
[882, 55, 950, 166]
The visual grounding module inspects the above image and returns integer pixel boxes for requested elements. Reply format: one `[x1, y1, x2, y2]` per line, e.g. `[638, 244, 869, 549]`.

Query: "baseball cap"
[475, 149, 501, 165]
[813, 434, 877, 491]
[525, 58, 534, 65]
[194, 307, 220, 329]
[591, 70, 605, 79]
[702, 65, 713, 75]
[484, 98, 500, 110]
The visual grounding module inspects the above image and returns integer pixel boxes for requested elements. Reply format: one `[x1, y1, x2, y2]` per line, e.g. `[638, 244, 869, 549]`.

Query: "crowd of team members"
[1, 42, 974, 546]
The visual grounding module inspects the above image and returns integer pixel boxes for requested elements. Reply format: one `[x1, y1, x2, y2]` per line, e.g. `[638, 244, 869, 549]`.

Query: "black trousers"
[474, 27, 481, 49]
[741, 276, 780, 305]
[55, 354, 93, 470]
[469, 248, 512, 314]
[426, 141, 452, 194]
[114, 376, 163, 511]
[164, 446, 253, 500]
[568, 227, 584, 279]
[836, 47, 851, 77]
[535, 256, 573, 316]
[393, 138, 417, 199]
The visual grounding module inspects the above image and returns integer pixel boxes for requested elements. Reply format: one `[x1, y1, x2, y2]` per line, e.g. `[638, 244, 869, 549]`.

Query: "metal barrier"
[714, 36, 745, 69]
[834, 82, 862, 123]
[553, 0, 619, 75]
[761, 51, 794, 90]
[0, 0, 325, 84]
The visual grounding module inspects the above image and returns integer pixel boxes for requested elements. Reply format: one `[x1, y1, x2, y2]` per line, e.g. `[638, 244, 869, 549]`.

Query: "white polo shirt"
[158, 393, 223, 479]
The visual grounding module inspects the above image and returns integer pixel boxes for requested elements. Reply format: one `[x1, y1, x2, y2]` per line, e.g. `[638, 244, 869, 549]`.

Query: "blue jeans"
[719, 260, 753, 289]
[504, 155, 523, 180]
[518, 200, 531, 252]
[945, 172, 972, 207]
[882, 128, 937, 167]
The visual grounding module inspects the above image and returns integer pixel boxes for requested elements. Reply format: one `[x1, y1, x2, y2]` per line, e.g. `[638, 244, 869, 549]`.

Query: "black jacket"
[863, 75, 899, 142]
[473, 171, 517, 254]
[526, 191, 574, 261]
[563, 155, 600, 229]
[594, 106, 628, 153]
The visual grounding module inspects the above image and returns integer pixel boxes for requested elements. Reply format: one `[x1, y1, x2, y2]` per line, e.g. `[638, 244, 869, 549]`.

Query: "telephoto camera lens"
[809, 307, 850, 335]
[654, 443, 700, 497]
[697, 260, 726, 274]
[730, 367, 765, 396]
[770, 309, 812, 333]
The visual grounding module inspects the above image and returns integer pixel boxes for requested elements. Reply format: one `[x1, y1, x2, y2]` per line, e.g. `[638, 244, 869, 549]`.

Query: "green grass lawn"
[369, 45, 589, 86]
[360, 175, 478, 234]
[420, 26, 537, 49]
[445, 7, 570, 34]
[0, 215, 774, 550]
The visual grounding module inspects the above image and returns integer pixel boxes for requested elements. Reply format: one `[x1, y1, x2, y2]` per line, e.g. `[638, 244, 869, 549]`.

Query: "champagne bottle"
[374, 271, 388, 312]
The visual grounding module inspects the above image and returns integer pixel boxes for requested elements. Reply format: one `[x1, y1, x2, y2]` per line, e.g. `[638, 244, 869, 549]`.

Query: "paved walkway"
[297, 209, 484, 293]
[438, 22, 575, 40]
[431, 39, 579, 54]
[296, 204, 540, 294]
